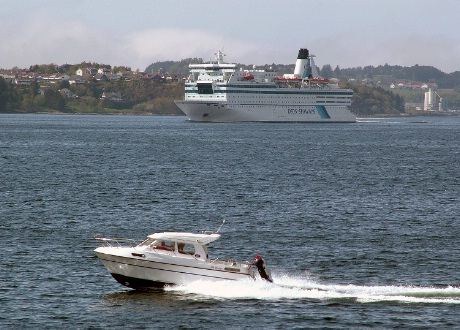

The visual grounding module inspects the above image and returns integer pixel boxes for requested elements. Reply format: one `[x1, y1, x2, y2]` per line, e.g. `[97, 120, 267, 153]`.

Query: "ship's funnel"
[294, 48, 311, 78]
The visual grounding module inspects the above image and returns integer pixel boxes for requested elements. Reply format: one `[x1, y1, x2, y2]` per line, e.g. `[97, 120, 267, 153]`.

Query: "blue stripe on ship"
[316, 105, 331, 119]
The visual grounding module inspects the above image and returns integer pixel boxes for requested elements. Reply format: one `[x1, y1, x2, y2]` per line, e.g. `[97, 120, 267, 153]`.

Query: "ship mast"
[214, 50, 226, 64]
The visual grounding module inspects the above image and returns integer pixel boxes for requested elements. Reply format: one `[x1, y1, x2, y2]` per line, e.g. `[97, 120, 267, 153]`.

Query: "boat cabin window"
[177, 242, 195, 255]
[150, 239, 175, 251]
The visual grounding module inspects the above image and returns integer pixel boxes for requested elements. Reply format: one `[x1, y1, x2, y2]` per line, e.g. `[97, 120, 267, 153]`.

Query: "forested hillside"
[0, 76, 183, 115]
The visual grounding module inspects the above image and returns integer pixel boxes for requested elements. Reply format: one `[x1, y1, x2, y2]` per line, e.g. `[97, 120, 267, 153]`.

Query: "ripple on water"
[0, 114, 459, 328]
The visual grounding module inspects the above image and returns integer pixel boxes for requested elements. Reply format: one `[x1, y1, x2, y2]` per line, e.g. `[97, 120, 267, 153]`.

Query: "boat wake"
[356, 118, 404, 124]
[165, 273, 460, 304]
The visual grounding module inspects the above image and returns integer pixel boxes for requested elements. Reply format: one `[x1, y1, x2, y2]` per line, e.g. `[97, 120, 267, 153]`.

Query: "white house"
[97, 68, 111, 74]
[69, 76, 85, 85]
[76, 68, 83, 76]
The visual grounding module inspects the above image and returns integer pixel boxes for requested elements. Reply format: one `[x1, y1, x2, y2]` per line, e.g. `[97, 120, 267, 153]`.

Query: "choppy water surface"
[1, 114, 459, 328]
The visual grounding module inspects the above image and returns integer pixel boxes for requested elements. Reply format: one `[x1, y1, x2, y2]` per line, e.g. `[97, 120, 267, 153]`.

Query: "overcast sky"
[1, 0, 459, 72]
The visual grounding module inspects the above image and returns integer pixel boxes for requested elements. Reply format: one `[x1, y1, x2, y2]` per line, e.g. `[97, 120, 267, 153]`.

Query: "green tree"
[43, 89, 66, 111]
[333, 65, 341, 78]
[58, 80, 70, 89]
[29, 81, 39, 97]
[0, 77, 20, 112]
[320, 64, 334, 78]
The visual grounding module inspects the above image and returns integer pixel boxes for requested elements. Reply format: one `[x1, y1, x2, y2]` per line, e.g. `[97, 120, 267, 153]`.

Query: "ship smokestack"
[294, 48, 311, 78]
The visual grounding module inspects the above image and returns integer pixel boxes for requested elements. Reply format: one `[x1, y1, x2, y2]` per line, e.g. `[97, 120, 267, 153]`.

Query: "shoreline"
[0, 111, 186, 116]
[1, 111, 458, 118]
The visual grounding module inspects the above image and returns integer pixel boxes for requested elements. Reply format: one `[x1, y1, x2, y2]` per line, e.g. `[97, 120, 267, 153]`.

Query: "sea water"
[0, 114, 459, 328]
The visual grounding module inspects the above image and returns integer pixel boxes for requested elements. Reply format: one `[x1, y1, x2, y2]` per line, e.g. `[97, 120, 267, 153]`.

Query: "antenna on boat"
[216, 219, 226, 233]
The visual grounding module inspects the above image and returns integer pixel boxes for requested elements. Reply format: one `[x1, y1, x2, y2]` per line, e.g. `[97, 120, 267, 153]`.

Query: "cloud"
[123, 28, 260, 67]
[0, 18, 260, 70]
[1, 16, 459, 73]
[1, 17, 116, 67]
[309, 34, 460, 73]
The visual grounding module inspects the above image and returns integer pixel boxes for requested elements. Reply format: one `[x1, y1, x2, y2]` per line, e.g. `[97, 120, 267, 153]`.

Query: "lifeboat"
[308, 77, 329, 84]
[242, 72, 254, 80]
[274, 76, 302, 82]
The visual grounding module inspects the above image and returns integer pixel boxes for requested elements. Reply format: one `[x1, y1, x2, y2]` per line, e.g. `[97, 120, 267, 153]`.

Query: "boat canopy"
[148, 232, 221, 245]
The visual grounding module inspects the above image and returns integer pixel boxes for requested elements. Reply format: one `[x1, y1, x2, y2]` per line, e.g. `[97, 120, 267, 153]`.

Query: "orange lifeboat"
[309, 77, 329, 84]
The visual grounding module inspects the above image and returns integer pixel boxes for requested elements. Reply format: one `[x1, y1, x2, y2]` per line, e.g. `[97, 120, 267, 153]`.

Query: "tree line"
[0, 76, 184, 114]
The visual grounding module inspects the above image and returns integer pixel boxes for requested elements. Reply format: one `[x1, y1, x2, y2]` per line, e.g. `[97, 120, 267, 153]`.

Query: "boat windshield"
[137, 238, 155, 247]
[137, 238, 174, 251]
[137, 237, 199, 256]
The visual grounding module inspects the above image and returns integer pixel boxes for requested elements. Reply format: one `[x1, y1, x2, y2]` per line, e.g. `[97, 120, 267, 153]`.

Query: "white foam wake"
[164, 273, 460, 304]
[356, 119, 403, 124]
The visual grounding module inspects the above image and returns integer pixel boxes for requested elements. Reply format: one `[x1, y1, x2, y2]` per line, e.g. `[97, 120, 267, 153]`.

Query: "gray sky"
[1, 0, 459, 72]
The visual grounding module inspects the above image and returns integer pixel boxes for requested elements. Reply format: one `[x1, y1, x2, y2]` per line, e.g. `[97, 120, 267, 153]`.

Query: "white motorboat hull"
[95, 247, 255, 289]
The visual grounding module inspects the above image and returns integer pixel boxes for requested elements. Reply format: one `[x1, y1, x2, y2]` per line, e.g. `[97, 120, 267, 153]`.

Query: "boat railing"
[209, 257, 252, 267]
[95, 235, 138, 247]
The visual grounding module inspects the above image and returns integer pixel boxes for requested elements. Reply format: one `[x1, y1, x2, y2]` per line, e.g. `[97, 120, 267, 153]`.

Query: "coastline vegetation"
[1, 60, 459, 115]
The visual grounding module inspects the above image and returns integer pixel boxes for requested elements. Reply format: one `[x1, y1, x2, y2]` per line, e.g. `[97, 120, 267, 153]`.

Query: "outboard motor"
[252, 255, 273, 282]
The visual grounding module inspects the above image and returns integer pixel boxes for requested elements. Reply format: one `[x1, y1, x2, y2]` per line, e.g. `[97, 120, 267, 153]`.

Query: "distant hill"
[145, 58, 204, 76]
[329, 64, 460, 89]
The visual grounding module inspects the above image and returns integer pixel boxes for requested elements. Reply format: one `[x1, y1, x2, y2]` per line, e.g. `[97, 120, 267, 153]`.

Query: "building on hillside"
[97, 68, 111, 74]
[106, 73, 122, 81]
[392, 80, 437, 90]
[114, 71, 124, 78]
[86, 68, 98, 76]
[424, 88, 443, 111]
[59, 88, 78, 99]
[69, 76, 86, 85]
[0, 73, 15, 82]
[101, 91, 123, 102]
[150, 73, 165, 82]
[41, 74, 69, 84]
[94, 73, 108, 81]
[14, 78, 34, 86]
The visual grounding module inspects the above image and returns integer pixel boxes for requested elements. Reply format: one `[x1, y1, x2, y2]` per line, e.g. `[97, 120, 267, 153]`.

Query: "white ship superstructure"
[175, 49, 356, 122]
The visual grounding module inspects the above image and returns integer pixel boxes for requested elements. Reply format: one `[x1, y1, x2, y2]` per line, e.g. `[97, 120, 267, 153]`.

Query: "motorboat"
[94, 231, 272, 290]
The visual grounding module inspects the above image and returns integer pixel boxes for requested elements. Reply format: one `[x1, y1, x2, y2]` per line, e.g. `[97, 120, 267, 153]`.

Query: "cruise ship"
[174, 48, 356, 122]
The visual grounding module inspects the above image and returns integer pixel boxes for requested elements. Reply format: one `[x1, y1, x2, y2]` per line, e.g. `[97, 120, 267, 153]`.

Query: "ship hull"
[175, 101, 356, 123]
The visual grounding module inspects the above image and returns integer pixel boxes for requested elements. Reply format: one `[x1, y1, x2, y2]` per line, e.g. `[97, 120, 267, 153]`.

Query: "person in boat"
[152, 240, 173, 251]
[177, 242, 185, 254]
